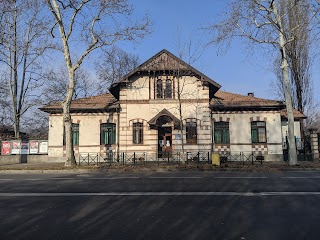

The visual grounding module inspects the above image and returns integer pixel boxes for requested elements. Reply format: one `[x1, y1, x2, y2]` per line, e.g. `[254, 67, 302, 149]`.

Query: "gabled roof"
[109, 49, 221, 99]
[210, 91, 285, 109]
[40, 93, 119, 113]
[210, 90, 305, 119]
[280, 109, 306, 119]
[148, 108, 180, 127]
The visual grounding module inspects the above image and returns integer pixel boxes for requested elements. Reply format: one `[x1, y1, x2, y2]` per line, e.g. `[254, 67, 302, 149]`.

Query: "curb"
[1, 167, 320, 174]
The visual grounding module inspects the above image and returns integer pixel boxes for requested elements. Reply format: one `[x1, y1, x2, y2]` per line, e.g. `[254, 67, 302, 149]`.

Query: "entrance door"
[158, 127, 172, 157]
[164, 133, 172, 153]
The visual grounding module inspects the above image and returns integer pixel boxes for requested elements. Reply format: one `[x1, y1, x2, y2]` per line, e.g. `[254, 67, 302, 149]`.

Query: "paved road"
[1, 171, 320, 240]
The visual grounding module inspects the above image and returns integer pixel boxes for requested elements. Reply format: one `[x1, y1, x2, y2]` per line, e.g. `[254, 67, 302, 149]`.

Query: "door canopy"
[148, 109, 180, 129]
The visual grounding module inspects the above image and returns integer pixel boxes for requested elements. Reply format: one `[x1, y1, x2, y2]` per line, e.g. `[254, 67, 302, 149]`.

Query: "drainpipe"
[117, 106, 120, 160]
[210, 109, 213, 153]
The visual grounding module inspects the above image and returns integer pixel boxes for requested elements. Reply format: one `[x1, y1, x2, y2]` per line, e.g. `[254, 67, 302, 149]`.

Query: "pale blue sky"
[116, 0, 320, 100]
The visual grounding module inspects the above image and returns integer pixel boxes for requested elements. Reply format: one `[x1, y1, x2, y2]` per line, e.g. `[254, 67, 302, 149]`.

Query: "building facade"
[41, 49, 305, 161]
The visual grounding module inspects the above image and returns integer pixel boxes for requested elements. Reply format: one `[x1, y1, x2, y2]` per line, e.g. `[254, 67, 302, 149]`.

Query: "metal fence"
[218, 152, 264, 165]
[78, 151, 212, 166]
[282, 137, 313, 162]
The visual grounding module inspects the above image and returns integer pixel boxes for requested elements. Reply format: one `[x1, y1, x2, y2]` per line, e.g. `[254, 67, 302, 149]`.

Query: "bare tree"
[272, 0, 313, 139]
[96, 46, 140, 92]
[46, 0, 150, 166]
[0, 77, 12, 126]
[42, 66, 97, 103]
[173, 35, 206, 157]
[206, 0, 307, 165]
[0, 0, 50, 138]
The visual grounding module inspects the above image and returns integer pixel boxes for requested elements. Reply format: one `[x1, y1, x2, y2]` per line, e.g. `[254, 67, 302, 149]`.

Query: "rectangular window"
[251, 121, 266, 143]
[133, 122, 143, 144]
[100, 123, 116, 145]
[165, 79, 172, 99]
[72, 123, 79, 145]
[156, 79, 163, 99]
[186, 122, 197, 144]
[214, 122, 230, 144]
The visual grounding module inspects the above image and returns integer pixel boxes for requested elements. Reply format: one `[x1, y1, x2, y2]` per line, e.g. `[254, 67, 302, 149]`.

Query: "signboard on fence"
[29, 141, 39, 154]
[39, 141, 48, 154]
[21, 141, 29, 155]
[11, 141, 21, 154]
[1, 141, 11, 155]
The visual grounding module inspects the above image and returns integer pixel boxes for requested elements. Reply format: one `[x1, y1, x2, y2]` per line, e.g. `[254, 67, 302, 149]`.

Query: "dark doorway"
[158, 126, 172, 158]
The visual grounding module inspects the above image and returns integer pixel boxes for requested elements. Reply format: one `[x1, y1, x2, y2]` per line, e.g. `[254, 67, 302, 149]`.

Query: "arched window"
[156, 79, 163, 98]
[165, 79, 172, 99]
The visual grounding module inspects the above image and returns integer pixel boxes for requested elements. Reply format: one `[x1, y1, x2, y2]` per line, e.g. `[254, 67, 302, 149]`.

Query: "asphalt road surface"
[1, 171, 320, 240]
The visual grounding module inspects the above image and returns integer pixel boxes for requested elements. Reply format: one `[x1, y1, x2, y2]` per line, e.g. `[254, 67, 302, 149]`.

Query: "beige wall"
[47, 74, 294, 161]
[48, 113, 117, 157]
[212, 111, 284, 157]
[119, 75, 212, 154]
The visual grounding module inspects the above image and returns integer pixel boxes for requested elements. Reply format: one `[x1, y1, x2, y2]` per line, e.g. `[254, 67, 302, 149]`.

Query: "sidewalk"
[1, 160, 320, 174]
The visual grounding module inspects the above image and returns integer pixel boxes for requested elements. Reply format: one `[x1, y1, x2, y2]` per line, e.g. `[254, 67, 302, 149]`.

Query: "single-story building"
[40, 49, 305, 162]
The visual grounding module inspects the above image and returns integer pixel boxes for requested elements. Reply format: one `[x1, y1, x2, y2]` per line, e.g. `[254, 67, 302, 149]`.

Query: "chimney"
[248, 92, 254, 97]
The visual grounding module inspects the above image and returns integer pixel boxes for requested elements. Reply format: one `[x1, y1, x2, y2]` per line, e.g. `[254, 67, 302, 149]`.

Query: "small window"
[133, 122, 143, 144]
[100, 123, 116, 145]
[186, 121, 197, 144]
[72, 123, 79, 145]
[156, 79, 163, 99]
[214, 122, 230, 144]
[165, 79, 172, 99]
[251, 121, 266, 143]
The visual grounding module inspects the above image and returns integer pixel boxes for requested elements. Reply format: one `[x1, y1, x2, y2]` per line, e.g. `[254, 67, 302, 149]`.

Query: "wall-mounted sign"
[175, 134, 182, 140]
[39, 141, 48, 154]
[11, 141, 21, 154]
[1, 141, 11, 155]
[29, 141, 39, 154]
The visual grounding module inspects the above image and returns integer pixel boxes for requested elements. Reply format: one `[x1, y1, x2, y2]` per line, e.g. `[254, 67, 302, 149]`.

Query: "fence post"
[241, 152, 244, 165]
[252, 152, 254, 165]
[208, 152, 210, 163]
[87, 153, 89, 165]
[133, 152, 136, 165]
[122, 152, 125, 165]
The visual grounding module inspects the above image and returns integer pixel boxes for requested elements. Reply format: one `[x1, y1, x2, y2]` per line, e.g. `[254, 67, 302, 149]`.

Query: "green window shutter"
[214, 130, 221, 144]
[251, 129, 258, 143]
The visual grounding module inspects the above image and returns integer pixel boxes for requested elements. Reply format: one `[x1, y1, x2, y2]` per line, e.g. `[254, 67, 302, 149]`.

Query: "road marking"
[50, 178, 75, 180]
[213, 177, 268, 179]
[1, 191, 320, 197]
[0, 179, 13, 181]
[149, 177, 202, 179]
[285, 176, 320, 179]
[88, 177, 140, 180]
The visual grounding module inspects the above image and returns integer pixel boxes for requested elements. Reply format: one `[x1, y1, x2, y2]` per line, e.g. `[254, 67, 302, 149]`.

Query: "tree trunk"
[63, 69, 76, 166]
[273, 1, 298, 165]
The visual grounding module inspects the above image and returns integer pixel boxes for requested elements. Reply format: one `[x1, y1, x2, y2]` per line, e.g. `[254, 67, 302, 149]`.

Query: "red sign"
[1, 141, 11, 155]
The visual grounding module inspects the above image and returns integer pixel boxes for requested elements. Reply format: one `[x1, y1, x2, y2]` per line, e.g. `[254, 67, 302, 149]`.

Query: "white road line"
[149, 177, 202, 179]
[50, 178, 75, 180]
[213, 177, 268, 179]
[0, 191, 320, 197]
[0, 179, 13, 181]
[88, 177, 140, 180]
[282, 176, 320, 179]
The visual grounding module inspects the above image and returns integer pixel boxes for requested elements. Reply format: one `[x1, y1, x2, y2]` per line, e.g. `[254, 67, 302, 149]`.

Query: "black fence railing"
[78, 151, 212, 166]
[218, 152, 264, 165]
